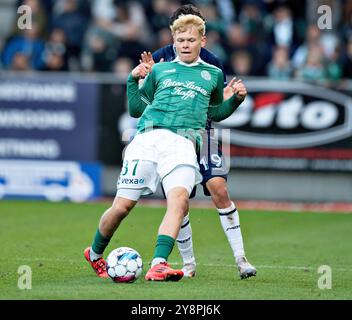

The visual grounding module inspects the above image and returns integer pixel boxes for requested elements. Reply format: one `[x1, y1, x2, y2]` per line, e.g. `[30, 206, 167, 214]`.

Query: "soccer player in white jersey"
[84, 14, 244, 281]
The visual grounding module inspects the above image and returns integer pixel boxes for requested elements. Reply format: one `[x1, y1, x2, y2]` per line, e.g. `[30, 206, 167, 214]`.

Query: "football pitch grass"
[0, 200, 351, 300]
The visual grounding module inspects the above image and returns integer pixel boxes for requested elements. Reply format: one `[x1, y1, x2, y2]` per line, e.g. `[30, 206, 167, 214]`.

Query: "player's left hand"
[228, 77, 247, 100]
[223, 83, 234, 101]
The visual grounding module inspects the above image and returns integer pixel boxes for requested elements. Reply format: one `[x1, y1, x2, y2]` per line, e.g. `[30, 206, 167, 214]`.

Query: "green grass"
[0, 200, 351, 300]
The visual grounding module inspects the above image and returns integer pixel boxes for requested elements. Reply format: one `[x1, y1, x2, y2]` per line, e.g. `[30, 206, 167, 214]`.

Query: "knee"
[207, 181, 231, 208]
[175, 190, 189, 213]
[167, 188, 189, 215]
[178, 194, 189, 213]
[213, 186, 229, 201]
[113, 207, 129, 220]
[111, 197, 135, 220]
[99, 197, 136, 237]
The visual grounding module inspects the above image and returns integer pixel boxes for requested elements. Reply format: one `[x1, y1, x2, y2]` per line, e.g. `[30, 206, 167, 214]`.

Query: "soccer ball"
[106, 247, 143, 283]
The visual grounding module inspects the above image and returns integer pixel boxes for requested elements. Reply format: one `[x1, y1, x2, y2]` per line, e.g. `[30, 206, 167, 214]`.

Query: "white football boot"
[182, 261, 196, 278]
[236, 256, 257, 279]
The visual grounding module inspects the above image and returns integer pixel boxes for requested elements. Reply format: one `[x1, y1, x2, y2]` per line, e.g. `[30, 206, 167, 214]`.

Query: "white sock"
[151, 257, 166, 267]
[89, 248, 103, 261]
[218, 202, 245, 260]
[176, 213, 196, 265]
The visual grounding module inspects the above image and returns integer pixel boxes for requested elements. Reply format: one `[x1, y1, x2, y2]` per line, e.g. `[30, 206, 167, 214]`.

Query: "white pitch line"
[3, 257, 351, 272]
[170, 262, 352, 272]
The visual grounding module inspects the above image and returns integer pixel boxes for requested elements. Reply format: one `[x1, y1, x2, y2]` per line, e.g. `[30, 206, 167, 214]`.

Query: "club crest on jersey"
[201, 70, 211, 81]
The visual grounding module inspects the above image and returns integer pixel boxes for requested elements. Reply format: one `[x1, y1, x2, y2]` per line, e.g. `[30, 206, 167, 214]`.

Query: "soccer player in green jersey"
[140, 4, 256, 280]
[84, 14, 243, 281]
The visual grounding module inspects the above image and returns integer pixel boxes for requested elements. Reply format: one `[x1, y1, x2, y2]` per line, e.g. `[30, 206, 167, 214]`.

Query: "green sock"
[152, 234, 175, 263]
[91, 229, 111, 255]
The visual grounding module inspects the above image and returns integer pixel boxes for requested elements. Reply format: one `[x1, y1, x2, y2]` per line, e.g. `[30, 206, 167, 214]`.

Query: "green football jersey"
[129, 58, 223, 132]
[127, 57, 243, 139]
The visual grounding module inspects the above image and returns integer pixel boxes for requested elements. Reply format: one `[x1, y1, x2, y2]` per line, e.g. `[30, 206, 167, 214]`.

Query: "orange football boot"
[84, 247, 109, 278]
[145, 262, 184, 281]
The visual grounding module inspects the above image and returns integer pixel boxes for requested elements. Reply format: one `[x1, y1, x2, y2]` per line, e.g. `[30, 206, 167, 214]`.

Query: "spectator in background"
[149, 0, 181, 33]
[292, 24, 321, 71]
[10, 52, 30, 71]
[42, 51, 66, 71]
[113, 56, 133, 79]
[42, 28, 68, 71]
[292, 22, 343, 85]
[83, 0, 118, 72]
[320, 32, 341, 62]
[84, 28, 117, 72]
[229, 50, 252, 76]
[198, 2, 226, 36]
[325, 45, 343, 83]
[267, 46, 292, 80]
[95, 0, 151, 46]
[267, 5, 297, 50]
[0, 1, 17, 57]
[1, 22, 45, 70]
[3, 0, 47, 54]
[295, 43, 326, 84]
[224, 23, 267, 75]
[17, 0, 48, 38]
[215, 0, 235, 25]
[204, 29, 227, 63]
[224, 23, 252, 73]
[51, 0, 90, 70]
[92, 0, 151, 66]
[238, 1, 265, 43]
[237, 1, 271, 74]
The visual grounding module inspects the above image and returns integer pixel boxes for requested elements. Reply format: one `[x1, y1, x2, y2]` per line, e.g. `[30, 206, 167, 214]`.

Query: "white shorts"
[162, 165, 196, 196]
[116, 129, 202, 200]
[117, 165, 196, 201]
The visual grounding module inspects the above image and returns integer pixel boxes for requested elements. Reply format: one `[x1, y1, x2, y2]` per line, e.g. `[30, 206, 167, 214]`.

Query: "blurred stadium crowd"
[0, 0, 351, 84]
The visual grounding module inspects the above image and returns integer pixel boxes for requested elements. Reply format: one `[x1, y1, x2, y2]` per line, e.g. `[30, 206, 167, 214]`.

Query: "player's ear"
[201, 35, 207, 47]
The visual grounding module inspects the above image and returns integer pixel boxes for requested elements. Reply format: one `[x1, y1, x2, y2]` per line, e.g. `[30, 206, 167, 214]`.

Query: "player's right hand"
[131, 62, 151, 79]
[139, 51, 164, 68]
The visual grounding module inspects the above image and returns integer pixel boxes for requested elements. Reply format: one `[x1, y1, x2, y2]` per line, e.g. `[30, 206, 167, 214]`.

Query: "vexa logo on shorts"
[118, 178, 145, 185]
[216, 81, 352, 149]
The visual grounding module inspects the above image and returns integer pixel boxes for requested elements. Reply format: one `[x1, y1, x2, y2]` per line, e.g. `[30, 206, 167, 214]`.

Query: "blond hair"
[170, 14, 205, 36]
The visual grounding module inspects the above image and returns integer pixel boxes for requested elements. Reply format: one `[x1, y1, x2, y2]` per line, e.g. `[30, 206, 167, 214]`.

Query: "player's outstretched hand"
[131, 62, 151, 79]
[223, 81, 235, 101]
[229, 77, 247, 100]
[139, 51, 164, 68]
